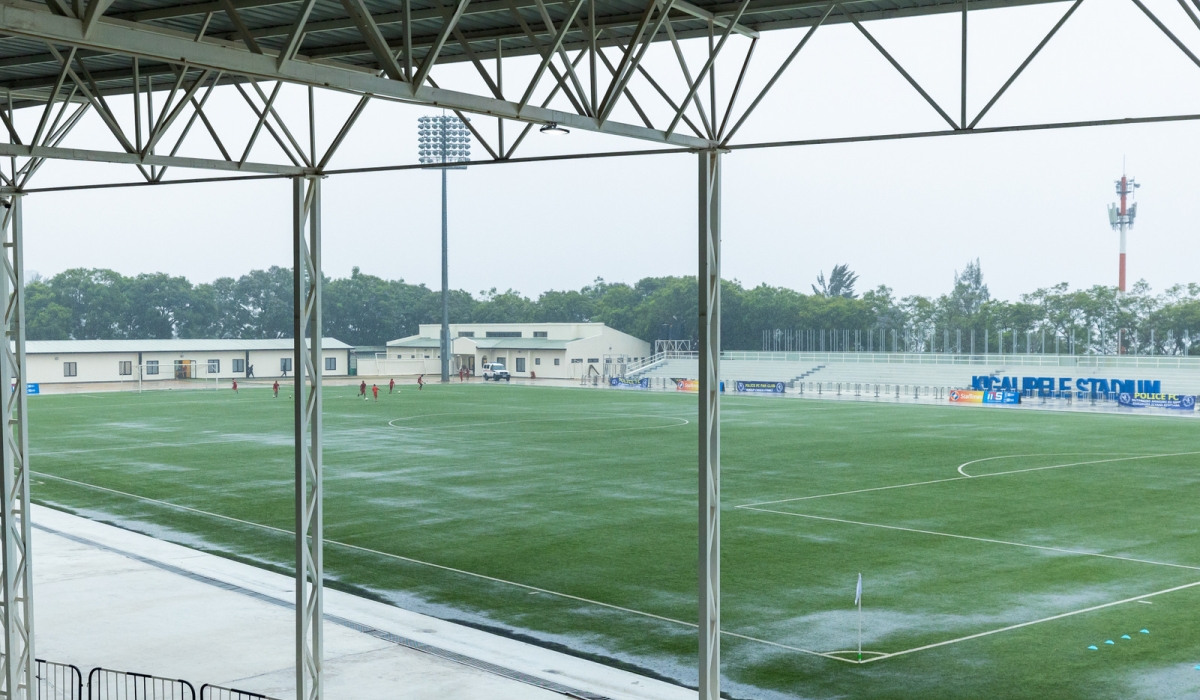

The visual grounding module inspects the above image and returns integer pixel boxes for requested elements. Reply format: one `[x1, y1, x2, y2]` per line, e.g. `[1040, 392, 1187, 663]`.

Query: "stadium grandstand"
[627, 351, 1200, 395]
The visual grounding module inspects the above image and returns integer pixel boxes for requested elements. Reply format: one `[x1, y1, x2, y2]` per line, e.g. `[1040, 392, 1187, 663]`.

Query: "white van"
[482, 363, 510, 381]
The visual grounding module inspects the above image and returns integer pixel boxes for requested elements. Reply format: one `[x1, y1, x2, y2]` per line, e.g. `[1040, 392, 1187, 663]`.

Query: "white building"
[376, 323, 651, 379]
[26, 338, 352, 386]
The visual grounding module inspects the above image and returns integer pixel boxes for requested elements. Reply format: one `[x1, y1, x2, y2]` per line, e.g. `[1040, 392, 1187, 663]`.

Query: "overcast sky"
[17, 0, 1200, 302]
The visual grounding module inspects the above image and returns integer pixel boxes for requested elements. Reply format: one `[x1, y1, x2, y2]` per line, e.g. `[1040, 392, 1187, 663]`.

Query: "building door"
[516, 357, 525, 373]
[174, 360, 195, 379]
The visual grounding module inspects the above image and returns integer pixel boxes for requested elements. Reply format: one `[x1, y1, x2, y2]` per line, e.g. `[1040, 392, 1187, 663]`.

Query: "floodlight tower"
[1106, 172, 1140, 293]
[418, 114, 471, 383]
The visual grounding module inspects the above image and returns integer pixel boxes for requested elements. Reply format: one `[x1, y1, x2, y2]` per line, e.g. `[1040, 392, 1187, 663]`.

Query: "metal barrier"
[199, 685, 279, 700]
[37, 659, 83, 700]
[87, 668, 195, 700]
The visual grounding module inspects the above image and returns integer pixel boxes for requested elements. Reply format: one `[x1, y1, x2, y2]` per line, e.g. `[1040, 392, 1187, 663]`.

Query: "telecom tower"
[1107, 172, 1140, 293]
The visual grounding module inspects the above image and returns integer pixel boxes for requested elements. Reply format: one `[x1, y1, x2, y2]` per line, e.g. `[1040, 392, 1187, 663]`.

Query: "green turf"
[28, 383, 1200, 699]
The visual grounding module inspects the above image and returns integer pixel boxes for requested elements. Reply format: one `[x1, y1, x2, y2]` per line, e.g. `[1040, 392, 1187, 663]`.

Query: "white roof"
[25, 338, 352, 354]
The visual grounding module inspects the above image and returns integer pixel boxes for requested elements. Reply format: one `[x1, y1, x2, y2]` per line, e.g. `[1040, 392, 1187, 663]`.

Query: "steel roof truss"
[664, 0, 747, 137]
[532, 0, 592, 115]
[339, 0, 405, 80]
[247, 76, 313, 165]
[838, 2, 956, 130]
[414, 0, 471, 88]
[968, 0, 1080, 128]
[663, 18, 713, 138]
[276, 0, 318, 68]
[720, 2, 827, 145]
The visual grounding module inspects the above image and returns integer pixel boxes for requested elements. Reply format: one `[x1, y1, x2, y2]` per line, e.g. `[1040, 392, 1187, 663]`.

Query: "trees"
[20, 263, 1200, 352]
[812, 264, 859, 299]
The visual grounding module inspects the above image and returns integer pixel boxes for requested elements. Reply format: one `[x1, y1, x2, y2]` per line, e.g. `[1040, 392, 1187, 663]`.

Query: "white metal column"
[0, 192, 33, 700]
[698, 150, 721, 700]
[293, 176, 323, 700]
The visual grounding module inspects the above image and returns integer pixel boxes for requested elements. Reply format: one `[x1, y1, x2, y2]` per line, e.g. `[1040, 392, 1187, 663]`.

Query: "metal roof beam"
[0, 139, 305, 173]
[0, 0, 714, 148]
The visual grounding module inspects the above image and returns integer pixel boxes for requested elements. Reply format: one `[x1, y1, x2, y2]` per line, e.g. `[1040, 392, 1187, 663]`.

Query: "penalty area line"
[738, 506, 1200, 572]
[862, 578, 1200, 663]
[33, 471, 846, 662]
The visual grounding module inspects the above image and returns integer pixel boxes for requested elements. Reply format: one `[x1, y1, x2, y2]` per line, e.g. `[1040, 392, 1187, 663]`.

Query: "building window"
[485, 331, 521, 337]
[280, 358, 293, 373]
[457, 331, 475, 337]
[554, 358, 561, 366]
[516, 358, 525, 372]
[605, 358, 612, 363]
[534, 358, 541, 365]
[119, 361, 132, 376]
[424, 355, 430, 359]
[325, 357, 337, 371]
[571, 358, 583, 364]
[533, 331, 548, 338]
[588, 358, 600, 363]
[63, 362, 77, 377]
[233, 358, 245, 373]
[145, 360, 159, 375]
[208, 359, 220, 374]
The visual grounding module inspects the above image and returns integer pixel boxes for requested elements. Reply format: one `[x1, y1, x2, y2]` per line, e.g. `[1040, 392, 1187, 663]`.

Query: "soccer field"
[28, 383, 1200, 699]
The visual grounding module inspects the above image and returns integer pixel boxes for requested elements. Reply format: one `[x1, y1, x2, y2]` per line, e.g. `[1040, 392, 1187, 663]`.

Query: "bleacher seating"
[629, 353, 1200, 394]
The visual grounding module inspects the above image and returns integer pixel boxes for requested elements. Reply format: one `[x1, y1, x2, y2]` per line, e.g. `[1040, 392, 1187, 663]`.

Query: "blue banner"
[736, 380, 786, 394]
[982, 390, 1020, 404]
[1118, 392, 1196, 410]
[610, 377, 650, 389]
[24, 383, 38, 395]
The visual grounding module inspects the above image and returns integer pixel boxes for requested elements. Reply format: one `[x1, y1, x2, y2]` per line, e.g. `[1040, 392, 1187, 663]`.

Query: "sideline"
[32, 471, 846, 663]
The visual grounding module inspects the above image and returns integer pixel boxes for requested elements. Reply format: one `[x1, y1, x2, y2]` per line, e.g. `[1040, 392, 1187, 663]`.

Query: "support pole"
[0, 192, 33, 700]
[441, 166, 450, 383]
[697, 149, 721, 700]
[293, 176, 323, 700]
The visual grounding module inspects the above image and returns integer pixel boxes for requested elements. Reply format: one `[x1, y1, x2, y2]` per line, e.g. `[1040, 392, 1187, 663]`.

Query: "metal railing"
[627, 350, 1200, 371]
[87, 668, 195, 700]
[37, 659, 83, 700]
[199, 685, 279, 700]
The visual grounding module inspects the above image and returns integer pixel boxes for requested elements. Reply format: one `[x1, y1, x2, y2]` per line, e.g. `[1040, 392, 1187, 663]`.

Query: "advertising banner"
[610, 377, 650, 389]
[983, 390, 1021, 404]
[1118, 393, 1196, 410]
[948, 389, 1019, 405]
[948, 390, 983, 404]
[673, 378, 699, 392]
[25, 383, 38, 395]
[736, 381, 786, 394]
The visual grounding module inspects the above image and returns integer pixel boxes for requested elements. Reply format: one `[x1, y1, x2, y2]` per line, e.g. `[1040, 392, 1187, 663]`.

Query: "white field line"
[32, 471, 845, 662]
[740, 451, 1200, 508]
[861, 578, 1200, 663]
[386, 413, 689, 433]
[738, 506, 1200, 572]
[955, 451, 1200, 478]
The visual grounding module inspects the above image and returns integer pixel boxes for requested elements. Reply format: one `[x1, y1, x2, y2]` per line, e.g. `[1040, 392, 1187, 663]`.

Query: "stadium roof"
[464, 337, 576, 349]
[25, 338, 352, 353]
[387, 336, 442, 348]
[0, 0, 1061, 110]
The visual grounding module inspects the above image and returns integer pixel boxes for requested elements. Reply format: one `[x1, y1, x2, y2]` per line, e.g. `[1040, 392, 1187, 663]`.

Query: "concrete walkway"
[32, 505, 693, 700]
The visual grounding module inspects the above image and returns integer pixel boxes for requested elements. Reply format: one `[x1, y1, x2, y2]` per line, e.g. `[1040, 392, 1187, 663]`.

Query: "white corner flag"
[855, 573, 863, 661]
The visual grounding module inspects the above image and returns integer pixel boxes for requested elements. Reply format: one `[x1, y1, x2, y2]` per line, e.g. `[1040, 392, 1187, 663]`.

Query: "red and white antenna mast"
[1107, 169, 1140, 293]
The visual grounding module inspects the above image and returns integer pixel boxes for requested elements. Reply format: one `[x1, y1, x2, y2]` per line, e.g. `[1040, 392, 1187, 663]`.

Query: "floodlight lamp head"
[540, 122, 570, 135]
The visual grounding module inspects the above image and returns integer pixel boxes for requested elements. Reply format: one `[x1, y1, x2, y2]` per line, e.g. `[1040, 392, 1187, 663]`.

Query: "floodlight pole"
[0, 191, 34, 700]
[698, 149, 722, 700]
[293, 176, 323, 700]
[441, 165, 449, 383]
